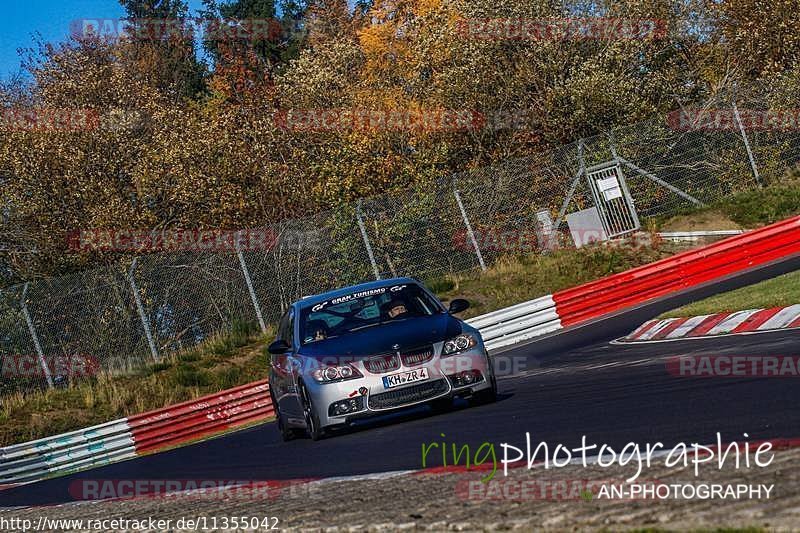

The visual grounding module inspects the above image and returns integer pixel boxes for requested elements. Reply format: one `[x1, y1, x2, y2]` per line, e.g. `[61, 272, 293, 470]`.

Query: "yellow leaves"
[414, 0, 445, 18]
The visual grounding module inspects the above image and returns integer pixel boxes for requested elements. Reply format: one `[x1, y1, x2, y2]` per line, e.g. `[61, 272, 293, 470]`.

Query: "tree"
[201, 0, 309, 74]
[709, 0, 800, 77]
[119, 0, 207, 99]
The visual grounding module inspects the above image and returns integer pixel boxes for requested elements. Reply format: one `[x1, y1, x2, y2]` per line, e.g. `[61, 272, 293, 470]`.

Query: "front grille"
[401, 346, 434, 366]
[368, 379, 449, 410]
[364, 354, 400, 374]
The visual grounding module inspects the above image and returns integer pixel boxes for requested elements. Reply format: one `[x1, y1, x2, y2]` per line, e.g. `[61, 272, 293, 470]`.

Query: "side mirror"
[448, 298, 470, 314]
[268, 339, 290, 355]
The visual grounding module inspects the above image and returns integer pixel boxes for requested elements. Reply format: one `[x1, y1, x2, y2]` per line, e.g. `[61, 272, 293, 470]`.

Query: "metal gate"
[586, 163, 640, 238]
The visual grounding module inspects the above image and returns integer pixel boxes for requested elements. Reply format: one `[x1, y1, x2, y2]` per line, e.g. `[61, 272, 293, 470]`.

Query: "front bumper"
[306, 344, 492, 428]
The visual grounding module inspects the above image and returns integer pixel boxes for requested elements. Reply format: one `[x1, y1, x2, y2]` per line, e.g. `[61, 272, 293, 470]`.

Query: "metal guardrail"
[468, 295, 561, 352]
[129, 380, 272, 454]
[0, 419, 136, 484]
[657, 230, 744, 241]
[468, 216, 800, 353]
[0, 381, 273, 485]
[554, 215, 800, 327]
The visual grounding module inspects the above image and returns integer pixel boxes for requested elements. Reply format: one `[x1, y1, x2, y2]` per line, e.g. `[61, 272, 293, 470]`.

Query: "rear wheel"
[277, 409, 297, 441]
[271, 388, 296, 442]
[299, 382, 325, 441]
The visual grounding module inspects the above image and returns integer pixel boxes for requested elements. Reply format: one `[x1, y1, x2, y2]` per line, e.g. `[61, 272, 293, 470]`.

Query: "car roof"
[296, 277, 421, 308]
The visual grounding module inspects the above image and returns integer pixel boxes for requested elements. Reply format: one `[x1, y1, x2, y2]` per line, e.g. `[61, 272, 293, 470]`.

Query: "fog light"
[328, 397, 365, 417]
[447, 370, 483, 387]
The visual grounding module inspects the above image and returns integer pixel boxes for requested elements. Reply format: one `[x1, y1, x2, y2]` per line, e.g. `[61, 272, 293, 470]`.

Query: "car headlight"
[310, 364, 363, 383]
[441, 334, 477, 356]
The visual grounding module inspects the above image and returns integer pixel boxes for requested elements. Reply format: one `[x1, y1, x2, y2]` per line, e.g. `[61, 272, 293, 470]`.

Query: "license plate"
[382, 367, 430, 389]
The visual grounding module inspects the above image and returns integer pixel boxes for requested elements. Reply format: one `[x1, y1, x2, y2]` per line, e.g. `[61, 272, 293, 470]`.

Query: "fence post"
[356, 199, 381, 280]
[732, 99, 763, 187]
[454, 189, 486, 271]
[128, 258, 160, 362]
[552, 138, 587, 248]
[235, 231, 267, 333]
[19, 283, 53, 388]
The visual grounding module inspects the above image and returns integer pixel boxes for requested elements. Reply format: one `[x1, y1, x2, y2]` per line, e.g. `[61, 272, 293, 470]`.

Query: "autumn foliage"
[1, 0, 799, 281]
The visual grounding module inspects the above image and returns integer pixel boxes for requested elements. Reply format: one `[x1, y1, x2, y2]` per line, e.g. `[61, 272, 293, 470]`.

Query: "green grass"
[659, 269, 800, 318]
[657, 172, 800, 232]
[433, 239, 683, 319]
[654, 174, 800, 318]
[718, 182, 800, 228]
[0, 320, 273, 446]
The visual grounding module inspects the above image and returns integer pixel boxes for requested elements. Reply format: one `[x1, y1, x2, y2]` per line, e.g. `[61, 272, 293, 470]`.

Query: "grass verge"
[0, 320, 274, 446]
[659, 269, 800, 318]
[657, 174, 800, 232]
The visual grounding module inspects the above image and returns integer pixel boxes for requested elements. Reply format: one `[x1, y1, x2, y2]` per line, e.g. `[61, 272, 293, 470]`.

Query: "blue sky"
[0, 0, 206, 80]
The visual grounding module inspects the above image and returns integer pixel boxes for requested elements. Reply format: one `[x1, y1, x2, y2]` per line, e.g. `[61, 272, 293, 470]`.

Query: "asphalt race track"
[2, 326, 799, 508]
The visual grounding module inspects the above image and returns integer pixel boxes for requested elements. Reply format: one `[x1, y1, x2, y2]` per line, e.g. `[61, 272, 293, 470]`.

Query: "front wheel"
[299, 382, 325, 441]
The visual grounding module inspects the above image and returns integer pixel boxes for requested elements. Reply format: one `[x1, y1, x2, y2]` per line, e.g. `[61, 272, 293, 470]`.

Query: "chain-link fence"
[2, 85, 799, 394]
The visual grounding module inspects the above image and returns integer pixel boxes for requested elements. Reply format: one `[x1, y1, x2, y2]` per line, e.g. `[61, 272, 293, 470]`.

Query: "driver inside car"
[383, 298, 410, 320]
[307, 319, 329, 342]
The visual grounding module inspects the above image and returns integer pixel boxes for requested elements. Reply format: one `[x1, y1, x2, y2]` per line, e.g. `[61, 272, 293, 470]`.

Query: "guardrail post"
[356, 199, 381, 280]
[454, 189, 486, 271]
[732, 99, 763, 187]
[128, 258, 160, 362]
[235, 231, 268, 333]
[19, 283, 53, 389]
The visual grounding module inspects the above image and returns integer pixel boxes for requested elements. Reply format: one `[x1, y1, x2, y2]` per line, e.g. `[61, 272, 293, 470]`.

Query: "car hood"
[297, 313, 464, 358]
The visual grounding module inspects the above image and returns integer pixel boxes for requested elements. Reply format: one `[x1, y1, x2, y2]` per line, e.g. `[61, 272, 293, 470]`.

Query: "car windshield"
[299, 283, 442, 345]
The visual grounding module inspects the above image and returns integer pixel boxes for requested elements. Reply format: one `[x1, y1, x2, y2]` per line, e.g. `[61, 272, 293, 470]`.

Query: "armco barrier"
[467, 295, 561, 351]
[129, 380, 272, 454]
[552, 215, 800, 327]
[466, 215, 800, 350]
[0, 380, 273, 485]
[0, 419, 136, 484]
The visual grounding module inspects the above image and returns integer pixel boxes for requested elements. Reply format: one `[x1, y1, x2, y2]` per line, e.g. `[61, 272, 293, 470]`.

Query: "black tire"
[271, 388, 296, 442]
[299, 382, 325, 441]
[276, 408, 296, 442]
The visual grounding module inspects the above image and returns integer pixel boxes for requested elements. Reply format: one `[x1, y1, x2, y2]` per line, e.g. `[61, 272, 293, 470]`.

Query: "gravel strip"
[4, 445, 799, 531]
